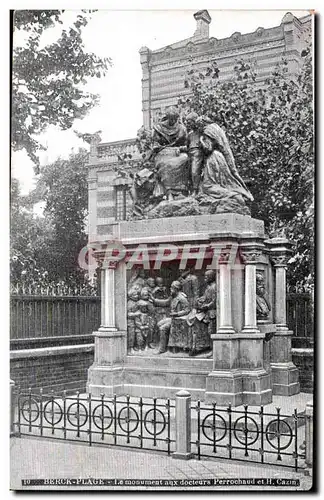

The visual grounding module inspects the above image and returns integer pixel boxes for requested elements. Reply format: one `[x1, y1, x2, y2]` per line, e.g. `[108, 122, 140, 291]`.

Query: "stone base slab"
[87, 365, 124, 396]
[270, 362, 300, 396]
[205, 369, 272, 406]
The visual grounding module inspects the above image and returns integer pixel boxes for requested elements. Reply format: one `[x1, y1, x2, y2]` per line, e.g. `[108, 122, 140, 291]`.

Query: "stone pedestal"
[205, 333, 272, 406]
[86, 214, 299, 406]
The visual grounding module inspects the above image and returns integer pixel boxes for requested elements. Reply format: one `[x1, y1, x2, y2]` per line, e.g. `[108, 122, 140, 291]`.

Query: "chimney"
[193, 10, 211, 39]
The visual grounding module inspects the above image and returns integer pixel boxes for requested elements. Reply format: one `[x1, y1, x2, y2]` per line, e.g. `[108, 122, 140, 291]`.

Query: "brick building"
[139, 10, 312, 129]
[87, 10, 312, 241]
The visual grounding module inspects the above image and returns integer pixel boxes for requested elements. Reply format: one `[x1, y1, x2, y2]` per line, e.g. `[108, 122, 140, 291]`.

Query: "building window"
[115, 185, 127, 221]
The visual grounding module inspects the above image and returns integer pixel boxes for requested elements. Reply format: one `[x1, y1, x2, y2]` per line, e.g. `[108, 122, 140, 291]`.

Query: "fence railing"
[287, 293, 314, 347]
[10, 293, 100, 343]
[12, 387, 175, 455]
[10, 385, 312, 471]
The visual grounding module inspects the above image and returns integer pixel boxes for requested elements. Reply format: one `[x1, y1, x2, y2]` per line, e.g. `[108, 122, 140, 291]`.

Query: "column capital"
[219, 247, 231, 264]
[102, 260, 119, 270]
[270, 253, 290, 268]
[265, 236, 293, 267]
[240, 248, 262, 264]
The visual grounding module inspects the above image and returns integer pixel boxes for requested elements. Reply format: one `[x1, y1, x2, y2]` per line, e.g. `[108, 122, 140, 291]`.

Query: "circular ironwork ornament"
[233, 416, 259, 446]
[265, 419, 293, 450]
[92, 404, 113, 431]
[144, 408, 166, 436]
[118, 406, 139, 434]
[201, 413, 227, 442]
[43, 400, 63, 426]
[67, 402, 89, 428]
[21, 397, 40, 423]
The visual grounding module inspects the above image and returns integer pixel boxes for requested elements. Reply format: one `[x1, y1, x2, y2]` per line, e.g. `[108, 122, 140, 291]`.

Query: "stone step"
[124, 354, 213, 373]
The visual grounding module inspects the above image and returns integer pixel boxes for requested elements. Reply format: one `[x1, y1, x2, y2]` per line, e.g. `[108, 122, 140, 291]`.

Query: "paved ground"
[10, 436, 313, 491]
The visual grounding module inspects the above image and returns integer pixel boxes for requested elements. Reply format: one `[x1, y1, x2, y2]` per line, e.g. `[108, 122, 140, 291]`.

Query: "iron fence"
[11, 386, 309, 471]
[287, 293, 314, 347]
[192, 401, 306, 471]
[13, 388, 175, 455]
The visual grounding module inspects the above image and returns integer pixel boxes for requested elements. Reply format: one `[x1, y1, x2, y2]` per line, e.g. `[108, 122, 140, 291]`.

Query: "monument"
[87, 111, 300, 406]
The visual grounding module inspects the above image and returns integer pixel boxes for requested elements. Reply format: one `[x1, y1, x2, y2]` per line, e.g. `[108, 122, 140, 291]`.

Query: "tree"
[178, 50, 314, 291]
[29, 149, 90, 285]
[11, 10, 111, 170]
[10, 178, 53, 285]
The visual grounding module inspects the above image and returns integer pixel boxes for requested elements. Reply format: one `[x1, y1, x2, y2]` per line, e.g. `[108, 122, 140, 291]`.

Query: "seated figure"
[152, 107, 190, 201]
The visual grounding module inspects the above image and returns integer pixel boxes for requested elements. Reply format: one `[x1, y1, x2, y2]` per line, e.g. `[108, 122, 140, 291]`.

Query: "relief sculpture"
[256, 272, 271, 320]
[126, 268, 217, 357]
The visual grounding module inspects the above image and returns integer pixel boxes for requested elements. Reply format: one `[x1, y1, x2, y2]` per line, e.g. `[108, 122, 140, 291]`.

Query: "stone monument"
[87, 118, 299, 406]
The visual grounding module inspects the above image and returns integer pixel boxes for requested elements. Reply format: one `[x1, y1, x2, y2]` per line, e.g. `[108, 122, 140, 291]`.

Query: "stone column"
[266, 237, 300, 396]
[99, 261, 117, 332]
[217, 249, 235, 334]
[87, 256, 126, 397]
[271, 255, 289, 331]
[240, 246, 262, 334]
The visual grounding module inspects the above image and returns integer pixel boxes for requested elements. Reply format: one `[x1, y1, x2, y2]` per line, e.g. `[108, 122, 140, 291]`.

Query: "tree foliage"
[11, 150, 92, 288]
[12, 10, 111, 169]
[11, 178, 53, 285]
[179, 49, 314, 291]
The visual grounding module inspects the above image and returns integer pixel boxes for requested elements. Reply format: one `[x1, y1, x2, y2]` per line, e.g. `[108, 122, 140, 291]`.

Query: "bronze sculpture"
[198, 123, 253, 215]
[152, 107, 190, 201]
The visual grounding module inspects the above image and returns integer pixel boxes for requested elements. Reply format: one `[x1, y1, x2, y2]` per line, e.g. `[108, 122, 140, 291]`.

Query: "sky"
[11, 7, 310, 194]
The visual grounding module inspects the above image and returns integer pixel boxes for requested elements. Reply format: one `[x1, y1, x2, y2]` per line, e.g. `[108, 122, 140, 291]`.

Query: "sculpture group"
[131, 107, 253, 218]
[127, 268, 216, 357]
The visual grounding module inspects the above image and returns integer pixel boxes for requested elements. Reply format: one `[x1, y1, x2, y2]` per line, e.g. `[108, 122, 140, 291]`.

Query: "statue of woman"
[152, 107, 190, 201]
[199, 123, 253, 214]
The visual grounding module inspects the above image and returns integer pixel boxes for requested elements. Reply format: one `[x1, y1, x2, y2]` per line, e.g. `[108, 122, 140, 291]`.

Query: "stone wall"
[292, 348, 314, 393]
[10, 345, 94, 394]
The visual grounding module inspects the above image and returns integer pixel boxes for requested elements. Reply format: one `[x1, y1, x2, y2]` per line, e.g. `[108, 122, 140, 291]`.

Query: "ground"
[10, 436, 312, 491]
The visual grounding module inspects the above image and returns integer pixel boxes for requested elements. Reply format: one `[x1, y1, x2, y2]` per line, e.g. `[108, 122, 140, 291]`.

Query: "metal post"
[10, 379, 15, 437]
[173, 390, 193, 460]
[305, 400, 313, 467]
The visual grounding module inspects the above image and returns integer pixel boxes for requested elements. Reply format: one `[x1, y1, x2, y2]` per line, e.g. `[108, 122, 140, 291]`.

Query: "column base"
[270, 362, 300, 396]
[275, 324, 289, 333]
[172, 452, 194, 460]
[216, 326, 236, 334]
[241, 326, 260, 334]
[98, 326, 118, 334]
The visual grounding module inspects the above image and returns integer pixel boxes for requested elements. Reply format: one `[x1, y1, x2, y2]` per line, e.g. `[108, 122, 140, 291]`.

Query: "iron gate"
[192, 401, 306, 471]
[13, 388, 175, 455]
